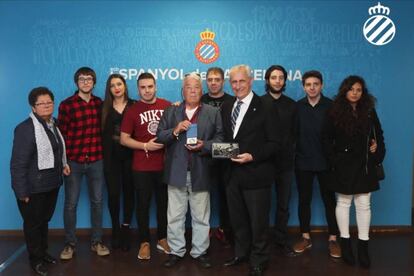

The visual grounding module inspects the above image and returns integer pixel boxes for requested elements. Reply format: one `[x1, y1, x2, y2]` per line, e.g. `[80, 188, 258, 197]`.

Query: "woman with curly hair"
[323, 75, 385, 268]
[102, 74, 135, 251]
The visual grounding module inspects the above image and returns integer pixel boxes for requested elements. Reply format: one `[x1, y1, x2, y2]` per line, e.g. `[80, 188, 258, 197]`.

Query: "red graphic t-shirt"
[121, 98, 171, 171]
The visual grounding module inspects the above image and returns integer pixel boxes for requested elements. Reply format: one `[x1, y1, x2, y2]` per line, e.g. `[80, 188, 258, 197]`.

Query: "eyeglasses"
[35, 101, 53, 107]
[78, 77, 94, 84]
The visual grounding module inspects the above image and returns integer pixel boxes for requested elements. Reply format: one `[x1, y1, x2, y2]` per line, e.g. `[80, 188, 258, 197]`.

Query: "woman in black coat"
[11, 87, 70, 276]
[323, 76, 385, 268]
[102, 74, 135, 251]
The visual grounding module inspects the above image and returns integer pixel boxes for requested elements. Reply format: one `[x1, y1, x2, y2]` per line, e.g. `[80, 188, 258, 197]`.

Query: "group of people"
[10, 64, 385, 276]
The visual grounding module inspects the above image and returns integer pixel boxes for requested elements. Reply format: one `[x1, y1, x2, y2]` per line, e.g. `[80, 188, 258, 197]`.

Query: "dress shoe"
[163, 254, 182, 268]
[223, 256, 247, 267]
[277, 244, 298, 257]
[195, 254, 212, 268]
[31, 262, 48, 276]
[43, 253, 57, 264]
[249, 265, 264, 276]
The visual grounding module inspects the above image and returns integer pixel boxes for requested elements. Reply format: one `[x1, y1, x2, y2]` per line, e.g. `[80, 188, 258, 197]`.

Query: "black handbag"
[371, 125, 385, 181]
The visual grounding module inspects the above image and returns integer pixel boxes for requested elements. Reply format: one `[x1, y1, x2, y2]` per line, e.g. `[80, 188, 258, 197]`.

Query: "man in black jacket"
[201, 67, 234, 246]
[261, 65, 297, 257]
[293, 70, 340, 258]
[221, 65, 278, 276]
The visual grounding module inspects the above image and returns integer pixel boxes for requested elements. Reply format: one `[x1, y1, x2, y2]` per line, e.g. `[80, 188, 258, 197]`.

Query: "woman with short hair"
[11, 87, 70, 276]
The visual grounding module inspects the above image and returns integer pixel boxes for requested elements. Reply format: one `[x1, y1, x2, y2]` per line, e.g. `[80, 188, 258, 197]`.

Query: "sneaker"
[91, 242, 110, 256]
[138, 242, 150, 260]
[60, 244, 75, 260]
[215, 228, 230, 246]
[157, 239, 171, 254]
[329, 240, 342, 258]
[293, 237, 312, 253]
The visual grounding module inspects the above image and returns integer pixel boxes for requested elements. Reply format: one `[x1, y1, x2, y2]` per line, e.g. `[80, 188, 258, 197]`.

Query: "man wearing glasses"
[156, 72, 223, 269]
[58, 67, 110, 260]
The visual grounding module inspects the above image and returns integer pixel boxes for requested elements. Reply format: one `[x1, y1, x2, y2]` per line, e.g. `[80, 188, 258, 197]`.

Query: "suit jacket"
[221, 92, 278, 189]
[156, 102, 223, 192]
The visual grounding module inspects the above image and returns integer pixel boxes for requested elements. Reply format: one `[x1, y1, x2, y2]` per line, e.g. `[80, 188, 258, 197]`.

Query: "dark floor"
[0, 230, 413, 276]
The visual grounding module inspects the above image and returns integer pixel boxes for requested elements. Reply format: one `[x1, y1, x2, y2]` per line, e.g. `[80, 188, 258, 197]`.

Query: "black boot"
[358, 239, 371, 268]
[340, 237, 355, 266]
[120, 224, 131, 251]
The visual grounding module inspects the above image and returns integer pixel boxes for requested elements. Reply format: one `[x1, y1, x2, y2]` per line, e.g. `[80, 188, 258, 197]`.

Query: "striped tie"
[231, 100, 243, 133]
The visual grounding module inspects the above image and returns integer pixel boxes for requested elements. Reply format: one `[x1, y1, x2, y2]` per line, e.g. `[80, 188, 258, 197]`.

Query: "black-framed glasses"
[78, 77, 94, 84]
[35, 101, 53, 107]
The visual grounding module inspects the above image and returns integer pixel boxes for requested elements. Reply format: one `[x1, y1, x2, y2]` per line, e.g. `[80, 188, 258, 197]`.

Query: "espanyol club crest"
[363, 2, 396, 46]
[195, 29, 220, 64]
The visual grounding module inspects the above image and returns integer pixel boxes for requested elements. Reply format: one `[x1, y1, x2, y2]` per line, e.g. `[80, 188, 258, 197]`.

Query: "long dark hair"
[329, 75, 376, 136]
[102, 74, 129, 129]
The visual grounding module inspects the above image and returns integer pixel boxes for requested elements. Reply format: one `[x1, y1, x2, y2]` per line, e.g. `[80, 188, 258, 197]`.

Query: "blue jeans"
[64, 160, 104, 245]
[167, 172, 210, 258]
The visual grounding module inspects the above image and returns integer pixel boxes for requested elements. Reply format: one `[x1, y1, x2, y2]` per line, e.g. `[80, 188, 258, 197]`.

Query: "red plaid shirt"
[58, 92, 103, 163]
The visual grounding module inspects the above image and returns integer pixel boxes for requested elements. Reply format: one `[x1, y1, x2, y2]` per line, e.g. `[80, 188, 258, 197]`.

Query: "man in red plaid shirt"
[58, 67, 110, 260]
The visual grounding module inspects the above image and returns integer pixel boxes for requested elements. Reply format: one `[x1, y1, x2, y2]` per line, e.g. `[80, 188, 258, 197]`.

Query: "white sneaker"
[91, 242, 110, 256]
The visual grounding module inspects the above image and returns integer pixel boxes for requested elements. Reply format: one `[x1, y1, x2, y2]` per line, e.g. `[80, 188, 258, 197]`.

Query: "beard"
[268, 85, 284, 95]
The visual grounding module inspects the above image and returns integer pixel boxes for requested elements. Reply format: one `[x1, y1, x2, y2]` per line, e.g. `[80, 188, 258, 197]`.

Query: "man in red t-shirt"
[120, 73, 171, 260]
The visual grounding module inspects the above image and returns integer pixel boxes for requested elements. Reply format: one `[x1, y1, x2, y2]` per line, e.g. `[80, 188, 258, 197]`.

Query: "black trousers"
[210, 162, 232, 235]
[273, 169, 293, 245]
[104, 157, 134, 232]
[133, 171, 168, 243]
[226, 179, 271, 267]
[295, 170, 339, 235]
[16, 188, 59, 265]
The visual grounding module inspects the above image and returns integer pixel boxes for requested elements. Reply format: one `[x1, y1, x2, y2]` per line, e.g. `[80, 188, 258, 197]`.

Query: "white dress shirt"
[232, 91, 253, 138]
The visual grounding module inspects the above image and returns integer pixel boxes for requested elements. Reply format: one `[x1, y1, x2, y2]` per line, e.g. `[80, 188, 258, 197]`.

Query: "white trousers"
[167, 172, 210, 258]
[336, 193, 371, 241]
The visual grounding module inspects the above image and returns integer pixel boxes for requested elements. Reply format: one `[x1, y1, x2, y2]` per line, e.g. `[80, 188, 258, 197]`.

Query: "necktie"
[231, 100, 243, 133]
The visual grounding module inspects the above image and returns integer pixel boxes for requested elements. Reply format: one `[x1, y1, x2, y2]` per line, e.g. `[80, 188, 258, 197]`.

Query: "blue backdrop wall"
[1, 1, 413, 230]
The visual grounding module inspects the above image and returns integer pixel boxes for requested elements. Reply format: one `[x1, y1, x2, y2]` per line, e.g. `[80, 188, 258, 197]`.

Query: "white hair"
[183, 72, 202, 87]
[229, 64, 252, 78]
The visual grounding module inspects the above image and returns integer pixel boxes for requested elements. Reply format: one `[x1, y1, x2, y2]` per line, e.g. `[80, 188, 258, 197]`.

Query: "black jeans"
[273, 169, 293, 245]
[104, 157, 134, 232]
[133, 171, 167, 243]
[295, 170, 339, 235]
[17, 188, 59, 265]
[226, 179, 271, 267]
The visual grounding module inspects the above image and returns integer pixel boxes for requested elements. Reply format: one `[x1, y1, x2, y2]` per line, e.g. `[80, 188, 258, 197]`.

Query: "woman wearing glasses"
[11, 87, 70, 276]
[323, 76, 385, 268]
[102, 74, 135, 251]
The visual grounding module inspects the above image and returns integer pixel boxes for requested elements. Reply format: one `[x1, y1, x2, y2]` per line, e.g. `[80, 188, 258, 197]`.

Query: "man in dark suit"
[221, 65, 278, 276]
